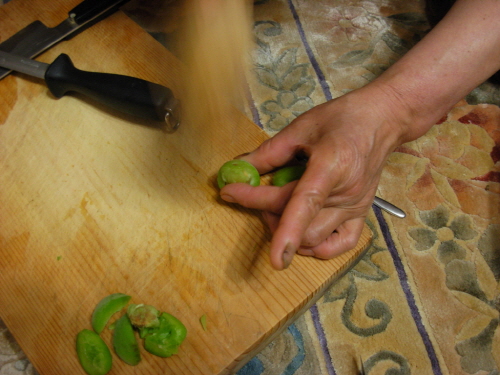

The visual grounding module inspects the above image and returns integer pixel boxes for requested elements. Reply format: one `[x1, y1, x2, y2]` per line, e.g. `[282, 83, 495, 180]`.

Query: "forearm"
[371, 0, 500, 143]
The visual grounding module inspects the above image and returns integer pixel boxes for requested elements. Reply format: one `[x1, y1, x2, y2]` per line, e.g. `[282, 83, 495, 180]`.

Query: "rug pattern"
[1, 0, 499, 374]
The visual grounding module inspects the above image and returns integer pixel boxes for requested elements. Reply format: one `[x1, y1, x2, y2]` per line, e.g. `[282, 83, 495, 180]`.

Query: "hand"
[225, 0, 500, 271]
[220, 85, 407, 270]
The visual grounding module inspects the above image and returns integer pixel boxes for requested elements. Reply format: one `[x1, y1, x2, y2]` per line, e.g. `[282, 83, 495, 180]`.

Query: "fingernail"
[221, 194, 236, 203]
[282, 242, 295, 269]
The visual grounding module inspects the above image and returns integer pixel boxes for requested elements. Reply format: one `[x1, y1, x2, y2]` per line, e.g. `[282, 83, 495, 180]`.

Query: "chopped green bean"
[112, 314, 141, 366]
[91, 293, 131, 334]
[200, 314, 207, 331]
[76, 329, 112, 375]
[143, 312, 187, 358]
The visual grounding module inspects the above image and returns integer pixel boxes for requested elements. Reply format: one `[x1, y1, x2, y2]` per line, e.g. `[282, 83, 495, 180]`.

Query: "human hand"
[221, 0, 500, 271]
[220, 86, 408, 270]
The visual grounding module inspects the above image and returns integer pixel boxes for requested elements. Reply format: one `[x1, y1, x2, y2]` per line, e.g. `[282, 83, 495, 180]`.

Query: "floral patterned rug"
[1, 0, 499, 374]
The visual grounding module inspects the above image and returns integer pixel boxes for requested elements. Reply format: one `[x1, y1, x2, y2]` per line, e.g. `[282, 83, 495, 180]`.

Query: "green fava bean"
[76, 329, 112, 375]
[91, 293, 131, 334]
[127, 304, 160, 329]
[217, 160, 260, 189]
[112, 314, 141, 366]
[272, 165, 306, 187]
[143, 312, 187, 358]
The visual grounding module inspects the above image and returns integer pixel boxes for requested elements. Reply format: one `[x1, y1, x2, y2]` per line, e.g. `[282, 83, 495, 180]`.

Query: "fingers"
[299, 207, 352, 247]
[236, 118, 314, 174]
[296, 217, 365, 259]
[267, 155, 340, 269]
[263, 208, 365, 256]
[236, 137, 297, 174]
[220, 181, 297, 213]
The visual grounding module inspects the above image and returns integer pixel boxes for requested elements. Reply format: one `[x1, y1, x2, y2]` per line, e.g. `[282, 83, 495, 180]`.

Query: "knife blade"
[0, 50, 180, 129]
[0, 0, 131, 80]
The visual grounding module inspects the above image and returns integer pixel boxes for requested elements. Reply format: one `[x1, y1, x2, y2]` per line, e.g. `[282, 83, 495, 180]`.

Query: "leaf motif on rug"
[456, 318, 499, 374]
[451, 224, 500, 373]
[252, 21, 316, 132]
[407, 208, 500, 373]
[478, 224, 500, 282]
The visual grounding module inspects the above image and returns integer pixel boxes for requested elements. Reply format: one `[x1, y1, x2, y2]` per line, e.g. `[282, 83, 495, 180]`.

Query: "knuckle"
[301, 228, 323, 248]
[299, 188, 326, 213]
[258, 137, 275, 154]
[341, 234, 359, 251]
[257, 138, 295, 171]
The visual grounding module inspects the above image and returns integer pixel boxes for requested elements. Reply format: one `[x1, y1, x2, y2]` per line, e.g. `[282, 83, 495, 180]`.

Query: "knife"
[0, 0, 131, 80]
[0, 50, 180, 129]
[373, 196, 406, 218]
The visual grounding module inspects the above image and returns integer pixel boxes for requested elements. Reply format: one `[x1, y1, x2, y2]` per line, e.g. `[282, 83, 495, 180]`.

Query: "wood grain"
[0, 1, 372, 374]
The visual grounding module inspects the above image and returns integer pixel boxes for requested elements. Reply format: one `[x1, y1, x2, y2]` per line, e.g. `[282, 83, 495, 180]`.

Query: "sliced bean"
[76, 329, 112, 375]
[143, 312, 187, 358]
[112, 314, 141, 366]
[91, 293, 131, 334]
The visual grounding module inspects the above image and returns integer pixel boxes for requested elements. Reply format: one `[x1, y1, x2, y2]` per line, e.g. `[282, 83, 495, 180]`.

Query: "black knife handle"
[69, 0, 131, 25]
[45, 54, 175, 122]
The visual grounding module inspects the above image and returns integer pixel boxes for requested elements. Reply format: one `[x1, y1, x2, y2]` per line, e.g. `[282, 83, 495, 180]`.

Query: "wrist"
[363, 73, 446, 146]
[346, 80, 434, 152]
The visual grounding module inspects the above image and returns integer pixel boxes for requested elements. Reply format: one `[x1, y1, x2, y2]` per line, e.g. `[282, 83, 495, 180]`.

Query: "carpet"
[1, 0, 499, 374]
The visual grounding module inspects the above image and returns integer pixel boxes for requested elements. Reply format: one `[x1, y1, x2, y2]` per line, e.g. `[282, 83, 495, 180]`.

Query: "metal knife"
[0, 50, 180, 130]
[0, 0, 131, 80]
[373, 196, 406, 218]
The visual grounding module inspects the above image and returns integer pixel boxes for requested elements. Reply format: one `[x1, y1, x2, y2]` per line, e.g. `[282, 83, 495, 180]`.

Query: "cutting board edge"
[225, 224, 373, 375]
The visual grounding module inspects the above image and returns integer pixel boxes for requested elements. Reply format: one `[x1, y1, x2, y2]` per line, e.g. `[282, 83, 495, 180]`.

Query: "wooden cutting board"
[0, 1, 372, 374]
